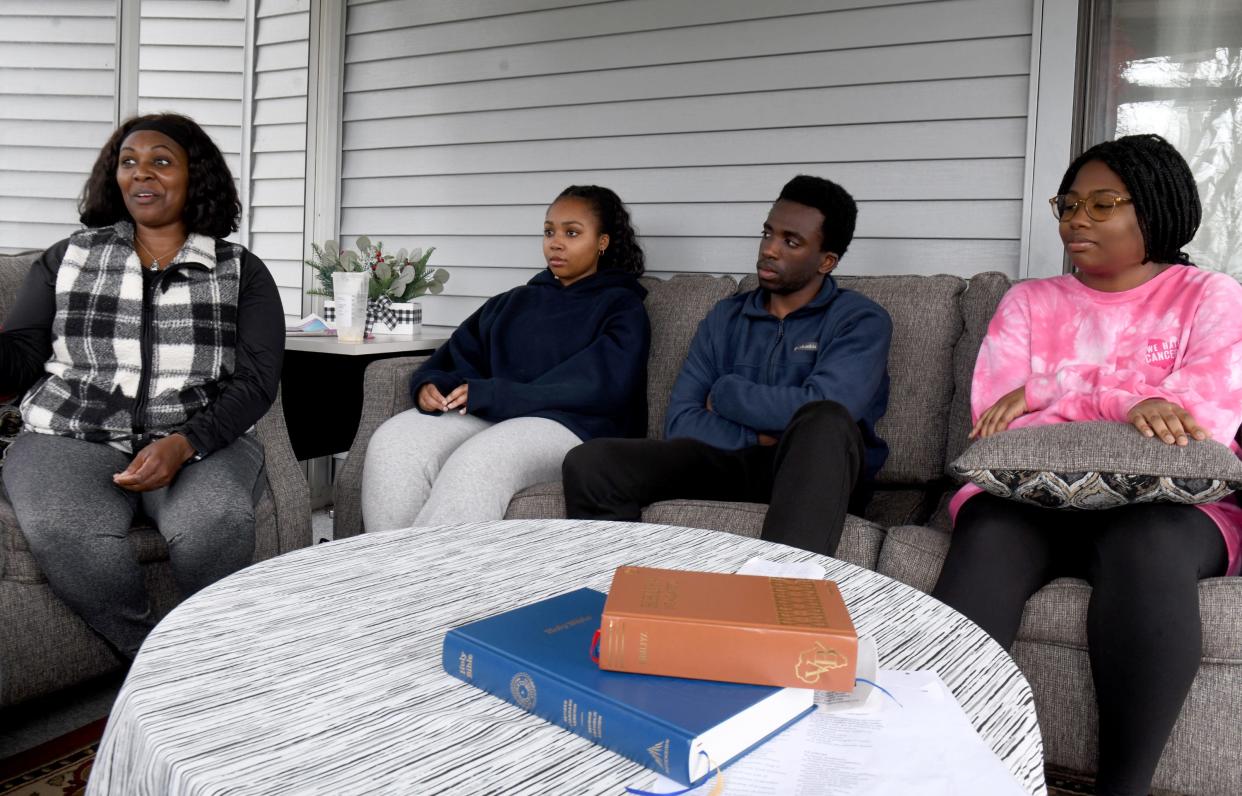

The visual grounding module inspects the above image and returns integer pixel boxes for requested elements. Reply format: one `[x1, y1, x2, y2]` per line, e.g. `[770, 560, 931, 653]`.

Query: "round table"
[87, 519, 1046, 795]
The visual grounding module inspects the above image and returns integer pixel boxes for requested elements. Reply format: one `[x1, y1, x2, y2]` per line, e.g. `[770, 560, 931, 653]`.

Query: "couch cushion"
[838, 275, 967, 485]
[1017, 575, 1242, 662]
[945, 272, 1011, 475]
[0, 251, 39, 325]
[862, 487, 939, 528]
[1013, 576, 1242, 790]
[639, 274, 738, 439]
[880, 523, 1242, 661]
[874, 523, 951, 593]
[504, 480, 566, 520]
[951, 422, 1242, 509]
[644, 500, 885, 570]
[505, 481, 885, 569]
[640, 498, 766, 538]
[881, 519, 1242, 794]
[737, 273, 968, 484]
[1012, 630, 1098, 774]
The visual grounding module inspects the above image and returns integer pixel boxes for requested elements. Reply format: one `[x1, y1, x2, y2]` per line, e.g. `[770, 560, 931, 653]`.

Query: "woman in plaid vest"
[0, 114, 285, 660]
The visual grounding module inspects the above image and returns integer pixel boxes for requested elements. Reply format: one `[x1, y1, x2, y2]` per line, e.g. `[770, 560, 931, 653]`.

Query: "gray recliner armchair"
[0, 250, 312, 707]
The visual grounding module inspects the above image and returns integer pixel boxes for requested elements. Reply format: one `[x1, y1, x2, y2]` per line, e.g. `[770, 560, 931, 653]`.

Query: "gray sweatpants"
[4, 431, 265, 659]
[360, 411, 581, 532]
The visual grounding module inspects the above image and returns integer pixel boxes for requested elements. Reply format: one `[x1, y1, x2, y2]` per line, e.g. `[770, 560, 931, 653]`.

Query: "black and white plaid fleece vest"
[20, 222, 240, 451]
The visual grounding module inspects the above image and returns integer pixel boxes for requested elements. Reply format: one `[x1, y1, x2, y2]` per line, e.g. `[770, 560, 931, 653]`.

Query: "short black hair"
[1058, 134, 1200, 265]
[79, 113, 241, 239]
[777, 175, 858, 257]
[554, 185, 645, 275]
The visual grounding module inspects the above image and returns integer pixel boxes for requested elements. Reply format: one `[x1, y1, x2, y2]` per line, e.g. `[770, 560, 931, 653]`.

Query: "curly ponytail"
[554, 185, 645, 275]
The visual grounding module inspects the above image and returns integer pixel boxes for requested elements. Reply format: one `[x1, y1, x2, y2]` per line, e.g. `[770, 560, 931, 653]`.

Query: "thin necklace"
[135, 237, 184, 272]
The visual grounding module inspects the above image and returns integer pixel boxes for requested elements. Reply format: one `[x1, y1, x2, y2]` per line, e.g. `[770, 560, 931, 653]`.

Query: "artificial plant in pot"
[306, 236, 449, 335]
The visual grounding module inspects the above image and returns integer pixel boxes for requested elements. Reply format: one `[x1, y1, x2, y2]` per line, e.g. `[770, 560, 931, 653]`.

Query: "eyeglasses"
[1049, 191, 1133, 222]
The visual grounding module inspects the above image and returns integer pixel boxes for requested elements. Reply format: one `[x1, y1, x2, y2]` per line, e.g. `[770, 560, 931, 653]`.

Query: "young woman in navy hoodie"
[361, 186, 650, 529]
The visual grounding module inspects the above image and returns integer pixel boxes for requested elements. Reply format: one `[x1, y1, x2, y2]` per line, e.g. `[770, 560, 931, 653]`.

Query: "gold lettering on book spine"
[544, 614, 592, 635]
[770, 578, 829, 627]
[587, 710, 604, 738]
[604, 619, 625, 660]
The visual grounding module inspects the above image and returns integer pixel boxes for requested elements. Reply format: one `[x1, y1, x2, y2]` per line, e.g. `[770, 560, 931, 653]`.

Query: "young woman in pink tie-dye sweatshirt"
[933, 135, 1242, 796]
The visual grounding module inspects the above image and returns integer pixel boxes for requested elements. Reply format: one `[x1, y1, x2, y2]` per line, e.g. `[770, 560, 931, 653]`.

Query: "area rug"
[0, 718, 106, 796]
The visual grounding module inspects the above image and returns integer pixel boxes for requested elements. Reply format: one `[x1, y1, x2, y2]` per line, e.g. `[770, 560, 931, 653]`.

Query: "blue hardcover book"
[442, 588, 815, 786]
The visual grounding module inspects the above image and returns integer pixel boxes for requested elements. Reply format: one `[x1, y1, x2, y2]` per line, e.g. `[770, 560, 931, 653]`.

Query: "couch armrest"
[875, 524, 951, 594]
[254, 386, 313, 555]
[333, 356, 427, 538]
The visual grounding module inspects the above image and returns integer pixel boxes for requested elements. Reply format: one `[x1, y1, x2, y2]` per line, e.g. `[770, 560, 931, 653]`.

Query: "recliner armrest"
[254, 386, 313, 555]
[875, 524, 951, 594]
[332, 356, 427, 537]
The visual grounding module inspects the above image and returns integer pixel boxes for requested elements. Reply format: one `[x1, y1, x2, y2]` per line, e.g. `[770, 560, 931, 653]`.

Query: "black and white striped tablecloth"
[87, 519, 1046, 795]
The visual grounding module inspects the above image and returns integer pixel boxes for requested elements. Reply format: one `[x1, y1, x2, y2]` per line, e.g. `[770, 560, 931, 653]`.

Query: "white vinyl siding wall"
[250, 0, 310, 317]
[0, 0, 118, 252]
[339, 0, 1035, 327]
[138, 0, 247, 218]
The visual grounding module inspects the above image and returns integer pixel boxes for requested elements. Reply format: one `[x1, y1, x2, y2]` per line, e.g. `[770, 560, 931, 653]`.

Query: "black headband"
[123, 119, 193, 153]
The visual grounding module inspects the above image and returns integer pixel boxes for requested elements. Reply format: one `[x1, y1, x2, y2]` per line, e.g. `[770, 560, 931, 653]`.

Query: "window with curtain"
[1084, 0, 1242, 278]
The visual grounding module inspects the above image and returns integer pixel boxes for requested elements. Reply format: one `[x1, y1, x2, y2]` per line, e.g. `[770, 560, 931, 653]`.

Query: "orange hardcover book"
[598, 565, 857, 691]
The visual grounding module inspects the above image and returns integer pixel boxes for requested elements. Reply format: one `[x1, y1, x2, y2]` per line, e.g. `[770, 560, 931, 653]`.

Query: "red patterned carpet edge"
[0, 717, 106, 796]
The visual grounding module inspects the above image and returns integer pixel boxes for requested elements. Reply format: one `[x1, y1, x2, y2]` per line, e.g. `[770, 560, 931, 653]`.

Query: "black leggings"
[932, 494, 1227, 796]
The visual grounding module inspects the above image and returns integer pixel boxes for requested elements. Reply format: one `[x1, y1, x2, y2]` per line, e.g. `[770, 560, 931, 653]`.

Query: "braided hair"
[79, 113, 241, 239]
[554, 185, 645, 275]
[1058, 134, 1201, 265]
[778, 174, 858, 257]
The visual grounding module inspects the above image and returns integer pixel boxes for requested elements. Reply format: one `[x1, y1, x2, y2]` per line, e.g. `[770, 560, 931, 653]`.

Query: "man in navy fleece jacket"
[563, 175, 892, 555]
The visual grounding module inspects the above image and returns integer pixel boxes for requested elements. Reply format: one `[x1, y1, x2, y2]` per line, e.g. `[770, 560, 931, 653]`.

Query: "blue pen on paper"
[856, 676, 902, 707]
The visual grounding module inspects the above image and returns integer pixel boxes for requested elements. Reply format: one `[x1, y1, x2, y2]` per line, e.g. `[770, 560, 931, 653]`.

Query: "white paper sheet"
[285, 313, 332, 334]
[736, 557, 827, 581]
[636, 669, 1028, 796]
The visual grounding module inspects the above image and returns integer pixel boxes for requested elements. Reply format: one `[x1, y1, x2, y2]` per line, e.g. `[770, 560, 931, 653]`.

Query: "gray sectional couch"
[0, 251, 313, 709]
[334, 271, 1242, 795]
